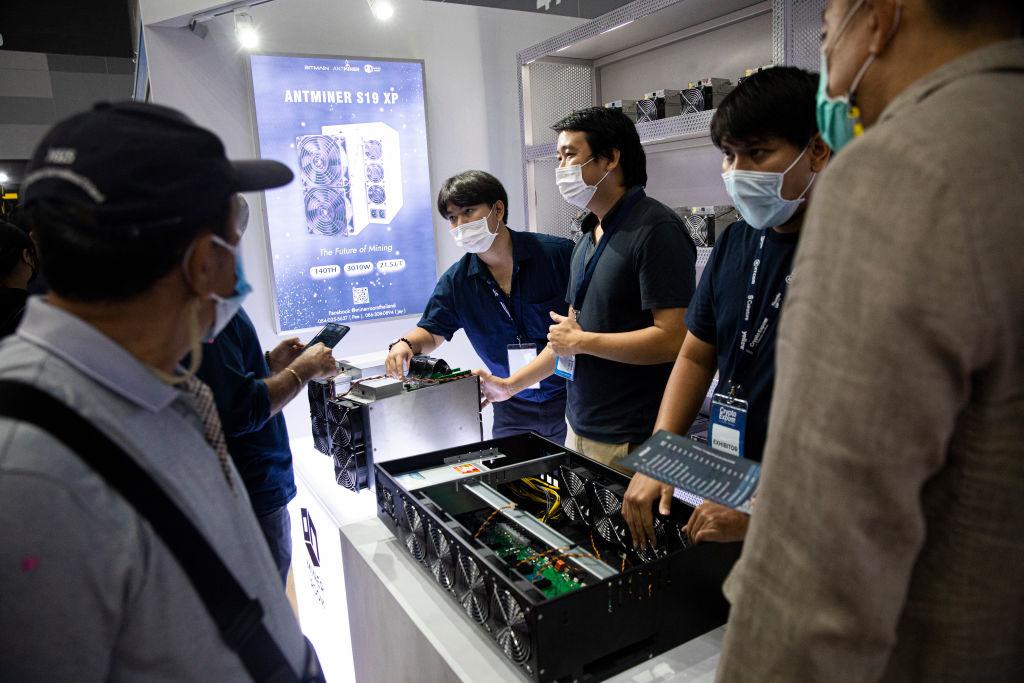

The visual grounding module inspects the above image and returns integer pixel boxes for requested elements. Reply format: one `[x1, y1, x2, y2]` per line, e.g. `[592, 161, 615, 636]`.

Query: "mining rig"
[308, 356, 481, 492]
[375, 434, 741, 682]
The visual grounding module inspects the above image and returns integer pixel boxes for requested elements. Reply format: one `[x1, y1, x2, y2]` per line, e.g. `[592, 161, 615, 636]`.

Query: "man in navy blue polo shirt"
[385, 170, 573, 442]
[198, 196, 338, 584]
[622, 67, 830, 548]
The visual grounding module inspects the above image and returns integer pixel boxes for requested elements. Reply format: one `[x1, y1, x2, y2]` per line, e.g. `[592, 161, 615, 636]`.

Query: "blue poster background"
[249, 54, 436, 332]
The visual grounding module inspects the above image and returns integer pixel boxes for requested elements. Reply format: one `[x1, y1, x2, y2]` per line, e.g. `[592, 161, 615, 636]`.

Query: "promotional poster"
[249, 54, 436, 332]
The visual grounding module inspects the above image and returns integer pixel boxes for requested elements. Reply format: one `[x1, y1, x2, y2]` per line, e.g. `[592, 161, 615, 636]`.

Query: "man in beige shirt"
[719, 1, 1024, 680]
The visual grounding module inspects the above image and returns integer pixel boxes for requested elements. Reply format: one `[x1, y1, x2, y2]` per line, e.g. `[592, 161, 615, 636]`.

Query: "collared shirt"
[418, 227, 574, 404]
[0, 298, 306, 681]
[719, 40, 1024, 681]
[566, 186, 697, 444]
[197, 308, 294, 516]
[685, 220, 799, 462]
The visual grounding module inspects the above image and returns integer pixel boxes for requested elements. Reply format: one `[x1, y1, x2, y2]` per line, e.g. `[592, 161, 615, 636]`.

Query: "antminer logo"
[302, 508, 320, 567]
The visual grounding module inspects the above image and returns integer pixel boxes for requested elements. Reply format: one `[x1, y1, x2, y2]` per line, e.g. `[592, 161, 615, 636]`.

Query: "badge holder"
[554, 355, 575, 381]
[507, 343, 541, 390]
[709, 386, 748, 458]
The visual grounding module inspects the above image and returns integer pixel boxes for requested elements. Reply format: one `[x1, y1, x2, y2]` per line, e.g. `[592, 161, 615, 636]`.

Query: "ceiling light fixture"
[600, 20, 634, 34]
[234, 11, 259, 49]
[367, 0, 395, 21]
[0, 172, 9, 184]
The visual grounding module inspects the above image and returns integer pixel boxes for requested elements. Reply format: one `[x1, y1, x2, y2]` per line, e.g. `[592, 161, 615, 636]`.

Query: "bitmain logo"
[301, 508, 320, 567]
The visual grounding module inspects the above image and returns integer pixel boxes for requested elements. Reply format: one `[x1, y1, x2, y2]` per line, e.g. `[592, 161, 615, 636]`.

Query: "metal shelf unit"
[517, 0, 826, 239]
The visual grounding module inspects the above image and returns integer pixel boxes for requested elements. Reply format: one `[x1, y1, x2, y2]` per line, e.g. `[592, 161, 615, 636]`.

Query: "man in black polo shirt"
[477, 107, 695, 470]
[622, 67, 830, 548]
[385, 170, 573, 442]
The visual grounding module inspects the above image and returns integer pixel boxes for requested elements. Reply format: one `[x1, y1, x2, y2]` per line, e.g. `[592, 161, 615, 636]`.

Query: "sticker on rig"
[395, 458, 491, 490]
[621, 430, 760, 513]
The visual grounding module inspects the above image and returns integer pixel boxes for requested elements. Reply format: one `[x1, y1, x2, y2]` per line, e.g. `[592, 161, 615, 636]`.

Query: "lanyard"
[731, 233, 790, 390]
[571, 189, 646, 316]
[486, 278, 525, 343]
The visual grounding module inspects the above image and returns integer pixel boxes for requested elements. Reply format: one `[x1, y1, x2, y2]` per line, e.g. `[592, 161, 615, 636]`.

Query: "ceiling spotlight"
[234, 11, 259, 49]
[368, 0, 394, 21]
[0, 172, 8, 184]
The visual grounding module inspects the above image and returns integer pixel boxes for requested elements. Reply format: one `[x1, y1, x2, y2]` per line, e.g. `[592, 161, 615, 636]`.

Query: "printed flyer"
[249, 53, 436, 332]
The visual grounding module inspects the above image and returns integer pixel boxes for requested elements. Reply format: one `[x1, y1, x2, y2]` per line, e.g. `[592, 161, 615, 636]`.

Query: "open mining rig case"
[308, 356, 482, 492]
[375, 434, 741, 682]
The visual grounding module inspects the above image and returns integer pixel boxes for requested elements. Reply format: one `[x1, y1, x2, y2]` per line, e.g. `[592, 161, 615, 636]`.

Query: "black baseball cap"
[21, 101, 293, 230]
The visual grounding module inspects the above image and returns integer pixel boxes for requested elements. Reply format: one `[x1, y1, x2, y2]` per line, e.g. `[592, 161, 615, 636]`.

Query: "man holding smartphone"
[197, 195, 338, 584]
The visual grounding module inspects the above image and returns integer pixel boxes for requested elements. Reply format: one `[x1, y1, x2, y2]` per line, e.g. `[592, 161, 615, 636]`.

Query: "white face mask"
[555, 158, 610, 209]
[450, 206, 498, 254]
[721, 146, 816, 230]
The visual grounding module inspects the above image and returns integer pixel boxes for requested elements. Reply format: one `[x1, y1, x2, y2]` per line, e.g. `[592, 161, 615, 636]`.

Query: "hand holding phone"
[308, 323, 350, 349]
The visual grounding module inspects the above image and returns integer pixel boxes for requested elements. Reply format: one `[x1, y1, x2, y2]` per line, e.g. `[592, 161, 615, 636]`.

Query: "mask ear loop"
[150, 297, 204, 386]
[845, 1, 904, 133]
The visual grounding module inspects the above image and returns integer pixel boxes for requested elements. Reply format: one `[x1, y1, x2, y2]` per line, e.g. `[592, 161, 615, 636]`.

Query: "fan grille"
[429, 526, 456, 591]
[457, 554, 489, 624]
[402, 500, 427, 564]
[492, 588, 531, 664]
[297, 135, 346, 186]
[559, 466, 590, 525]
[363, 139, 383, 160]
[303, 187, 351, 236]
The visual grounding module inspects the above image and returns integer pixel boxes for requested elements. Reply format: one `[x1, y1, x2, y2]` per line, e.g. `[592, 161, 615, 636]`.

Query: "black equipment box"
[374, 434, 740, 682]
[635, 89, 682, 123]
[679, 77, 735, 115]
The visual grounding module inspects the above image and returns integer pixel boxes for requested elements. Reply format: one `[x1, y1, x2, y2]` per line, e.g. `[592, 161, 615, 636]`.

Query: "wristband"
[264, 350, 272, 369]
[284, 367, 304, 390]
[388, 337, 414, 353]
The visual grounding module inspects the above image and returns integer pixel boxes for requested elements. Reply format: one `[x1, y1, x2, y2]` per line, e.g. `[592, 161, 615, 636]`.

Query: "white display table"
[340, 516, 725, 683]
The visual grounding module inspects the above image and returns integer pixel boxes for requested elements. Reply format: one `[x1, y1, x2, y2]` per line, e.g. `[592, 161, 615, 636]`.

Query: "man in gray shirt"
[0, 102, 317, 680]
[719, 1, 1024, 680]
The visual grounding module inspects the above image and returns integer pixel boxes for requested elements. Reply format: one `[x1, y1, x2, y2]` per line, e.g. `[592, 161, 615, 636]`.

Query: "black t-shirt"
[566, 187, 697, 444]
[685, 220, 799, 462]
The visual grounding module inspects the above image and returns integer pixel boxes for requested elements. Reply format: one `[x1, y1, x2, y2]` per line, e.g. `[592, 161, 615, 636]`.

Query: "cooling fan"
[303, 187, 352, 237]
[308, 383, 329, 455]
[363, 139, 383, 160]
[376, 481, 396, 525]
[491, 588, 531, 665]
[558, 465, 592, 526]
[400, 497, 428, 564]
[297, 134, 347, 187]
[589, 482, 632, 556]
[428, 524, 457, 592]
[456, 553, 490, 624]
[685, 213, 713, 248]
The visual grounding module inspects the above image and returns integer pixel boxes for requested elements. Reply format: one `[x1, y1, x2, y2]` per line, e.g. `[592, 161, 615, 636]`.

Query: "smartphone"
[308, 323, 350, 349]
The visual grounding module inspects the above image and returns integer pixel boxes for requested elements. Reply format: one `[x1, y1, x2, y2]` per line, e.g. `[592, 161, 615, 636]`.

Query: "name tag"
[710, 391, 748, 458]
[554, 354, 575, 381]
[507, 344, 540, 390]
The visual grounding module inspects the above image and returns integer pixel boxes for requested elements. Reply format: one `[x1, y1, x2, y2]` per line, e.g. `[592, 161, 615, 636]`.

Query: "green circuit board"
[486, 526, 584, 599]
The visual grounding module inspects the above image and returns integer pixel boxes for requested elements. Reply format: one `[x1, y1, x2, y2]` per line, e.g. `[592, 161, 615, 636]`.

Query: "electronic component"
[737, 63, 774, 84]
[674, 205, 741, 248]
[679, 77, 735, 115]
[308, 358, 481, 492]
[375, 434, 741, 681]
[605, 99, 639, 120]
[635, 89, 682, 123]
[407, 355, 451, 378]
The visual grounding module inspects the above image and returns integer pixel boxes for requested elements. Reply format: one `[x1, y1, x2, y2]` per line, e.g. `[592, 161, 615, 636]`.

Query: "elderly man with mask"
[719, 1, 1024, 680]
[0, 102, 322, 681]
[196, 194, 337, 585]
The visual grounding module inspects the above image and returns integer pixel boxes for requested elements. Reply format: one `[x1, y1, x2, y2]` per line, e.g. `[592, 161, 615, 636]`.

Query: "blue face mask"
[722, 146, 815, 230]
[208, 234, 252, 340]
[815, 0, 901, 153]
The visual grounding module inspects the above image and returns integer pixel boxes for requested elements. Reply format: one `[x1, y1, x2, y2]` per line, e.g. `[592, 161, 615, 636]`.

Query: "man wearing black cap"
[0, 102, 322, 681]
